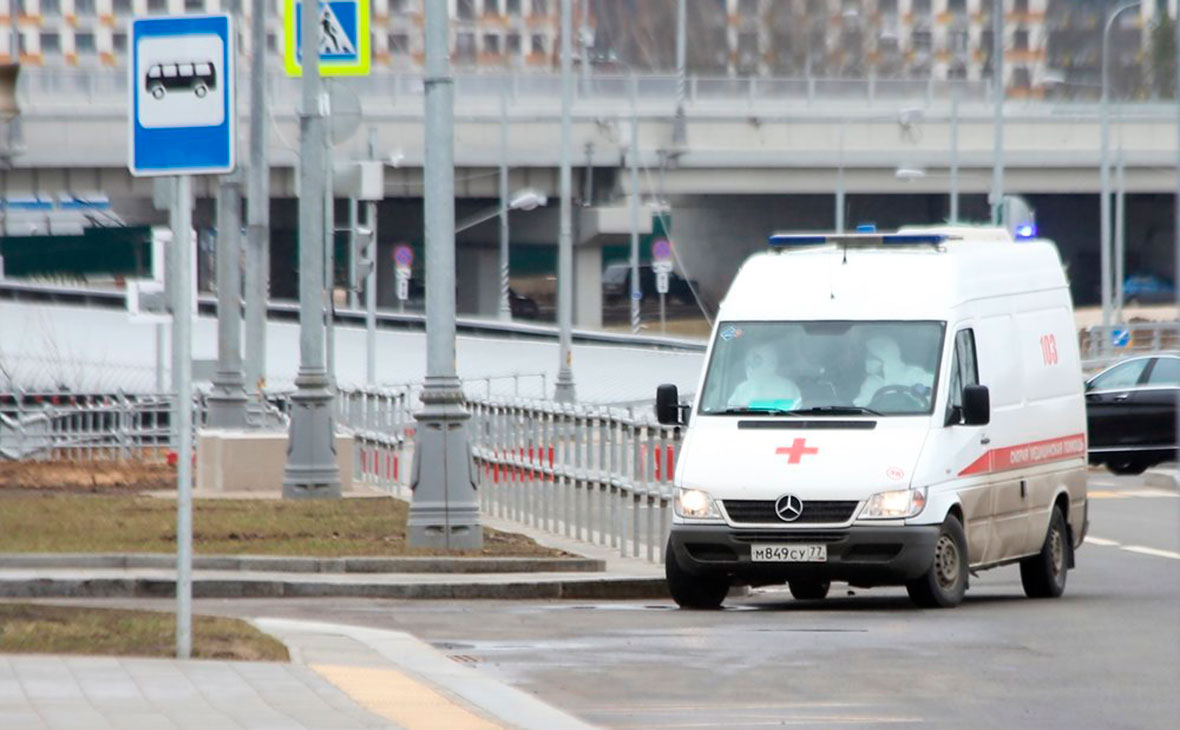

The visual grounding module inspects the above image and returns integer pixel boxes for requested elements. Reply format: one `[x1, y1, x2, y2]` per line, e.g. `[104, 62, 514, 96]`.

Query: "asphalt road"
[80, 473, 1180, 730]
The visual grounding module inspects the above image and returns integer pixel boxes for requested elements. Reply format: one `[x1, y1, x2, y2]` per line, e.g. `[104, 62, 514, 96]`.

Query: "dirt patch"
[0, 459, 174, 493]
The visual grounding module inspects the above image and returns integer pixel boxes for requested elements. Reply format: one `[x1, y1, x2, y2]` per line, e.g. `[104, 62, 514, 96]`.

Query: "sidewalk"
[1, 618, 598, 730]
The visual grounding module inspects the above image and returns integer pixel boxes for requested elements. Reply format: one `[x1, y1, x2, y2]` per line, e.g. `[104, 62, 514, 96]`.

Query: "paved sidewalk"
[1, 618, 599, 730]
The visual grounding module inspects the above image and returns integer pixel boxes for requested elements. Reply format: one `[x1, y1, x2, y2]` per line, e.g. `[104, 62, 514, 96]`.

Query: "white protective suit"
[854, 336, 934, 407]
[728, 343, 802, 408]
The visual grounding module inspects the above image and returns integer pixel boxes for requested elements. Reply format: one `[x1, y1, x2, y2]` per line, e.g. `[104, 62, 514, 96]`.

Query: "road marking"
[311, 663, 505, 730]
[1085, 536, 1121, 546]
[1121, 545, 1180, 560]
[1088, 489, 1179, 499]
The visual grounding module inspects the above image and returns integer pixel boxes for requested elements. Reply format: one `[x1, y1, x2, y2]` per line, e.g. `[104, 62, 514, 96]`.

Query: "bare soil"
[0, 459, 175, 493]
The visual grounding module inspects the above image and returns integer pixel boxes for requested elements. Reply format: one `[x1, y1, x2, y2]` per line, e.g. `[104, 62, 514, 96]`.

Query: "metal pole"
[1173, 0, 1179, 474]
[1115, 144, 1126, 323]
[628, 72, 641, 335]
[579, 0, 591, 96]
[498, 90, 511, 320]
[990, 0, 1004, 225]
[673, 0, 686, 147]
[554, 0, 576, 402]
[409, 0, 482, 549]
[324, 114, 336, 388]
[244, 0, 270, 399]
[660, 292, 666, 335]
[155, 324, 165, 392]
[171, 174, 193, 660]
[836, 121, 845, 233]
[283, 0, 341, 498]
[950, 79, 960, 223]
[348, 197, 359, 311]
[365, 128, 377, 386]
[206, 175, 248, 427]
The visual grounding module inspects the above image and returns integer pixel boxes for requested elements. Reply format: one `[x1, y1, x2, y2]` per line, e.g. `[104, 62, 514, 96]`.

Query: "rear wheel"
[665, 542, 728, 610]
[1107, 459, 1149, 476]
[906, 515, 968, 608]
[1021, 507, 1069, 599]
[788, 579, 831, 601]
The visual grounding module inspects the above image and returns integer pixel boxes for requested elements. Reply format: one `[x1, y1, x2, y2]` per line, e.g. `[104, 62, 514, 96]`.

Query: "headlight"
[860, 487, 926, 519]
[675, 488, 721, 520]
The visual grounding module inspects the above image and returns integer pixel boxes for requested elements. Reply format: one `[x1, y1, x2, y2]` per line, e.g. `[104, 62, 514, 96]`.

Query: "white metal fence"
[1080, 323, 1179, 373]
[0, 393, 173, 461]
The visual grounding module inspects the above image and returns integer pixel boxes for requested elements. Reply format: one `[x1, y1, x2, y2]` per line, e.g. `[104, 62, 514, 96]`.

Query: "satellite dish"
[326, 79, 362, 146]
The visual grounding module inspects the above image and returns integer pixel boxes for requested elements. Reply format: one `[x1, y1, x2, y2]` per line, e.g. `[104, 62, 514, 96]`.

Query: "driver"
[728, 342, 801, 409]
[854, 336, 934, 407]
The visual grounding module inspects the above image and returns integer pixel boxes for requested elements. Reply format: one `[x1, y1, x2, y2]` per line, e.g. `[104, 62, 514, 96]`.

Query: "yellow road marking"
[311, 664, 506, 730]
[1088, 489, 1178, 499]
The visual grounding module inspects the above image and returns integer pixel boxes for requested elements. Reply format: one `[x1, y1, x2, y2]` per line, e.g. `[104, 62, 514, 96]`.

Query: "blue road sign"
[284, 0, 371, 77]
[1112, 328, 1131, 348]
[129, 14, 235, 177]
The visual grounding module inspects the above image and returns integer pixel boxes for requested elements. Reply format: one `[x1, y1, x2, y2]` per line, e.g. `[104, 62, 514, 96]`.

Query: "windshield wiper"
[791, 405, 883, 416]
[716, 407, 802, 416]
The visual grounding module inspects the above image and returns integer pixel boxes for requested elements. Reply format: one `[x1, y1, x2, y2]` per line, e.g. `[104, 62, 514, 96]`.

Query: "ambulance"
[656, 226, 1088, 609]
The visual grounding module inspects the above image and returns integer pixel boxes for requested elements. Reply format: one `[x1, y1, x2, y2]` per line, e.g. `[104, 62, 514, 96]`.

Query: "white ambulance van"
[656, 226, 1088, 609]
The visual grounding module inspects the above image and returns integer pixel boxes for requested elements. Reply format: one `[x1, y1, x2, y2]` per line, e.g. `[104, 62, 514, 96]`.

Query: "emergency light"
[768, 232, 950, 248]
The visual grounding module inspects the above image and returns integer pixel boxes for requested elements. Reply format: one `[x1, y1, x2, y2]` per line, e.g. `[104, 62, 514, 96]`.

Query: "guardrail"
[0, 393, 173, 461]
[1080, 323, 1179, 373]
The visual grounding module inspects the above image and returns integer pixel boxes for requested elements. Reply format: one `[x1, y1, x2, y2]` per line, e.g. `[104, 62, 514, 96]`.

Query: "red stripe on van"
[958, 433, 1087, 477]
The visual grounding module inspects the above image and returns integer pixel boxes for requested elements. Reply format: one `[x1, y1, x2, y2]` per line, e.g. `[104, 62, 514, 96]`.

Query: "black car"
[1085, 354, 1179, 475]
[602, 262, 698, 305]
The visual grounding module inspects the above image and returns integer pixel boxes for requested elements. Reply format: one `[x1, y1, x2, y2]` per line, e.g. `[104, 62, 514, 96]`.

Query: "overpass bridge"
[6, 69, 1179, 317]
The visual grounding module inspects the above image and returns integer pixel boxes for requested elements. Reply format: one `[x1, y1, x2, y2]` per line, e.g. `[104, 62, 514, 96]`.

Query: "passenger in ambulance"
[728, 342, 802, 409]
[854, 335, 934, 409]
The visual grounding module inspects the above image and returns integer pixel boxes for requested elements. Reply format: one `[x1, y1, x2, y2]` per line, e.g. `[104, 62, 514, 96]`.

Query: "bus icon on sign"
[146, 62, 217, 100]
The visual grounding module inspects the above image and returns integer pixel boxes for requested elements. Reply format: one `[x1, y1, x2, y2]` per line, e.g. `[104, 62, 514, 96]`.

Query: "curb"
[0, 575, 670, 601]
[0, 553, 605, 574]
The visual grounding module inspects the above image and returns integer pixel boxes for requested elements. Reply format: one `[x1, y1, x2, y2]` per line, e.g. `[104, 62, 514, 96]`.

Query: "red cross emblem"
[776, 438, 819, 465]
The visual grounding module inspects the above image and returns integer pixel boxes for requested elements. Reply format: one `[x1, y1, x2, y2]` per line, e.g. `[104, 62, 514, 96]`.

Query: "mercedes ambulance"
[656, 226, 1088, 609]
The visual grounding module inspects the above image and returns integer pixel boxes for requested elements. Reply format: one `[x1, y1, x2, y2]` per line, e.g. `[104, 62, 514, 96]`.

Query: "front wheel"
[665, 542, 729, 610]
[1107, 459, 1149, 476]
[1020, 506, 1069, 599]
[906, 515, 968, 608]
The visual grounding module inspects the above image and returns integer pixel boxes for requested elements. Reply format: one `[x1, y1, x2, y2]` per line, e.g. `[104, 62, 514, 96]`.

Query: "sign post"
[130, 13, 235, 660]
[652, 238, 672, 336]
[394, 243, 413, 314]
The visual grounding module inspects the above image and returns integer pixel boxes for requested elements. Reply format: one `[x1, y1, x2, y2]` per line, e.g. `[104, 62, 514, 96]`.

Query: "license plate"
[750, 544, 827, 563]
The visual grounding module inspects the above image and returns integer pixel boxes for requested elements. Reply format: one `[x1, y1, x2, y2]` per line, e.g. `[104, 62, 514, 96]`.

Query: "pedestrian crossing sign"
[283, 0, 370, 77]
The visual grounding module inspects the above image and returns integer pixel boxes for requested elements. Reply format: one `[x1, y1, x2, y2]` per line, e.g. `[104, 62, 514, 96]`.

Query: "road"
[76, 472, 1180, 729]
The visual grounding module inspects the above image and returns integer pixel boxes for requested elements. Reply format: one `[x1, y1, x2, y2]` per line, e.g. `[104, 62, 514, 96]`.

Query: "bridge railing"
[1080, 323, 1180, 373]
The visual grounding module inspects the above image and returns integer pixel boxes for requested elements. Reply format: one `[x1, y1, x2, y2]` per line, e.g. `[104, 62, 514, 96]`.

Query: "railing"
[0, 393, 173, 461]
[339, 386, 681, 564]
[1080, 323, 1180, 373]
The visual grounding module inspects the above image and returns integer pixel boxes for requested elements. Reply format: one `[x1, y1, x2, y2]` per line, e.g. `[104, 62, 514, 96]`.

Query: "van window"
[946, 328, 978, 423]
[698, 320, 945, 416]
[1089, 359, 1149, 391]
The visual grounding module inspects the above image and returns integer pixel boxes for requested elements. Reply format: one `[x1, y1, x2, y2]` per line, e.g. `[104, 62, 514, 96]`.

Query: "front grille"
[722, 499, 859, 524]
[729, 530, 847, 544]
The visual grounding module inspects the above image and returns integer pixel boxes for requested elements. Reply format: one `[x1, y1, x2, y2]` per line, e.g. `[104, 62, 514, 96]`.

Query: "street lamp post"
[1101, 1, 1142, 341]
[408, 0, 481, 549]
[554, 0, 576, 402]
[499, 91, 511, 320]
[673, 0, 687, 148]
[989, 0, 1004, 226]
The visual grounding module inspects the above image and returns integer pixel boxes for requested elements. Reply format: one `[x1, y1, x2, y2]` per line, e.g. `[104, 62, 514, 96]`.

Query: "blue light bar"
[769, 232, 949, 247]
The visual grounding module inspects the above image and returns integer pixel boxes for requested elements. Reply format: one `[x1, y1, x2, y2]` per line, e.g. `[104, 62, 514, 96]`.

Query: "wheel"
[788, 579, 831, 600]
[150, 84, 165, 99]
[1020, 507, 1069, 599]
[1107, 459, 1149, 476]
[193, 82, 208, 98]
[906, 515, 968, 608]
[665, 542, 729, 610]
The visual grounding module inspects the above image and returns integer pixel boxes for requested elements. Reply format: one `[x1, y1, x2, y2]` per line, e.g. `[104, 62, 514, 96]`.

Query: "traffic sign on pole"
[129, 14, 236, 177]
[394, 243, 414, 272]
[1112, 328, 1131, 349]
[284, 0, 371, 77]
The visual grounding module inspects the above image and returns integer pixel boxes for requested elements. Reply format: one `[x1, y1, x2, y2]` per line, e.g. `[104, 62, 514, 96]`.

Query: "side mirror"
[656, 383, 683, 425]
[962, 384, 990, 426]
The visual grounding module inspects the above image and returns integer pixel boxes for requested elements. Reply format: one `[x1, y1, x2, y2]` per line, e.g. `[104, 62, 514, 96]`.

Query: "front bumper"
[668, 523, 940, 587]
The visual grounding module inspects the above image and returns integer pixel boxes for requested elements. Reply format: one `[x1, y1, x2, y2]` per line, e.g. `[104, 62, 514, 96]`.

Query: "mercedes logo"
[774, 494, 804, 522]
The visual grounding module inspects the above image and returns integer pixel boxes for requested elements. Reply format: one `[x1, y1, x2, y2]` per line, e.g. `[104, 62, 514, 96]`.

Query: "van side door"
[945, 327, 993, 566]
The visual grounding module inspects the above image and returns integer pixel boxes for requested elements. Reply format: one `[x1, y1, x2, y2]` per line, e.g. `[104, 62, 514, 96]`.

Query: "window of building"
[185, 0, 204, 12]
[74, 0, 96, 14]
[1014, 29, 1029, 50]
[41, 0, 61, 15]
[457, 0, 475, 20]
[879, 0, 897, 14]
[112, 31, 127, 53]
[75, 32, 96, 53]
[737, 30, 758, 72]
[483, 33, 500, 54]
[912, 30, 932, 53]
[388, 33, 409, 53]
[41, 32, 60, 53]
[530, 0, 548, 16]
[267, 32, 277, 52]
[146, 0, 167, 13]
[738, 0, 758, 16]
[112, 0, 131, 13]
[912, 0, 931, 16]
[947, 0, 966, 13]
[389, 0, 407, 12]
[1014, 0, 1029, 14]
[506, 0, 521, 16]
[531, 33, 545, 55]
[455, 32, 476, 61]
[507, 32, 521, 54]
[1012, 66, 1031, 87]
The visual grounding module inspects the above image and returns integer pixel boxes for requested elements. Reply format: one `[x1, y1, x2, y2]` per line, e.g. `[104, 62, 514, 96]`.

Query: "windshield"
[699, 321, 946, 416]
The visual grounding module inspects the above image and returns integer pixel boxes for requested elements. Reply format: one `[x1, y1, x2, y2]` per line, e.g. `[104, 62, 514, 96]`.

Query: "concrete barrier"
[196, 430, 354, 493]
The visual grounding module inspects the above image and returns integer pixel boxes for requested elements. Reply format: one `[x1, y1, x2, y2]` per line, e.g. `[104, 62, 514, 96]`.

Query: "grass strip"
[0, 603, 289, 661]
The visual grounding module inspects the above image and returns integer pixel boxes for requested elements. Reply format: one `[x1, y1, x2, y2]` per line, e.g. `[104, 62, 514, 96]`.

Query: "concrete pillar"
[574, 245, 602, 329]
[457, 246, 500, 317]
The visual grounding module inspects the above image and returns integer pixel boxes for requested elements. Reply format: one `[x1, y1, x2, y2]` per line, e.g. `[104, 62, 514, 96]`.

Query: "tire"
[665, 542, 729, 610]
[906, 515, 968, 608]
[150, 84, 165, 99]
[788, 579, 831, 601]
[1020, 506, 1069, 599]
[193, 83, 208, 98]
[1108, 459, 1149, 476]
